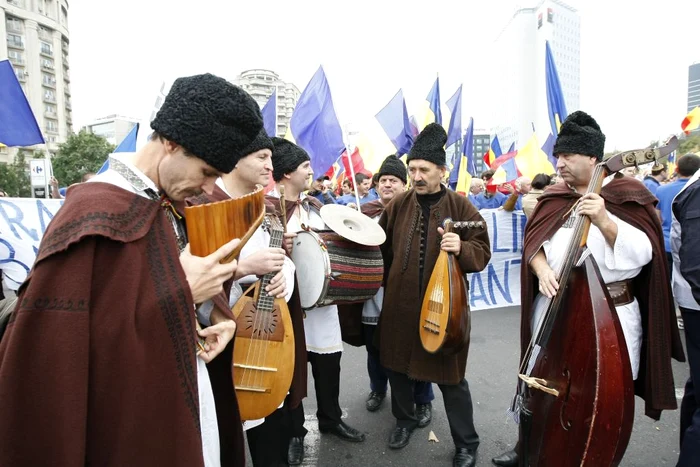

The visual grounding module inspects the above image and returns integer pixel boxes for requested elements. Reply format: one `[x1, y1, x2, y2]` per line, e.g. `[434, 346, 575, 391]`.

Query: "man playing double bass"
[378, 123, 491, 467]
[492, 111, 685, 466]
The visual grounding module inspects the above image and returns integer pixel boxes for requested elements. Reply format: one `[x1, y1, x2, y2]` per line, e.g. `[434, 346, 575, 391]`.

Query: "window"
[45, 104, 56, 114]
[14, 68, 25, 81]
[40, 41, 53, 56]
[41, 58, 54, 69]
[6, 17, 23, 32]
[7, 33, 24, 48]
[46, 120, 58, 132]
[43, 73, 56, 86]
[44, 90, 55, 101]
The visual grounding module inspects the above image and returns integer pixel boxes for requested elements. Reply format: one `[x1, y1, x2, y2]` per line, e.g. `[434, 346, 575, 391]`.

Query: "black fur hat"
[377, 154, 407, 184]
[553, 111, 606, 161]
[271, 137, 310, 182]
[406, 123, 447, 166]
[150, 73, 263, 173]
[240, 129, 274, 160]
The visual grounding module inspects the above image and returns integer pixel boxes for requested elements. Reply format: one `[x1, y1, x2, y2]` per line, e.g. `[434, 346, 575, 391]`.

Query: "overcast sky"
[68, 0, 699, 152]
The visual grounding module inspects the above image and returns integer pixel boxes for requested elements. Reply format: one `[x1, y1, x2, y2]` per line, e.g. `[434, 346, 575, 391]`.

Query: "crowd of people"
[0, 73, 698, 467]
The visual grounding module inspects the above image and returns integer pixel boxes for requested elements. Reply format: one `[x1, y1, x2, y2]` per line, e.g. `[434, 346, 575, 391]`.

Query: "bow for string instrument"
[512, 136, 678, 467]
[230, 214, 295, 421]
[420, 218, 485, 355]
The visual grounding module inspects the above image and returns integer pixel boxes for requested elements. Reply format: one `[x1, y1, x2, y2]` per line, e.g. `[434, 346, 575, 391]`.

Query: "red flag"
[341, 147, 369, 179]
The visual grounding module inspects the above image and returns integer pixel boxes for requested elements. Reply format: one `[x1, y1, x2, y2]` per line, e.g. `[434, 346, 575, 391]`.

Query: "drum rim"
[294, 230, 332, 310]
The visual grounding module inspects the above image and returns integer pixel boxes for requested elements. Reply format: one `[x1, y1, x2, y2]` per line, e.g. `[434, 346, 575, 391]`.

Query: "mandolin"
[231, 215, 295, 421]
[419, 218, 471, 355]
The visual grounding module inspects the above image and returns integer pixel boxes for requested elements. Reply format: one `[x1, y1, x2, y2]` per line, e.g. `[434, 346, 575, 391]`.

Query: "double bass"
[512, 137, 678, 466]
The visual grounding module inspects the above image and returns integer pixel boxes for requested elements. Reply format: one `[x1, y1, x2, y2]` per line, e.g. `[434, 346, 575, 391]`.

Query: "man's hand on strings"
[236, 247, 286, 279]
[438, 227, 462, 255]
[197, 320, 236, 363]
[577, 193, 610, 229]
[537, 267, 559, 298]
[266, 270, 287, 298]
[180, 238, 240, 303]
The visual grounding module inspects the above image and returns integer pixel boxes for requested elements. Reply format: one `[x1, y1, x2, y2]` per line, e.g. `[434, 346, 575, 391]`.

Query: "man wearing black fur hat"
[492, 111, 685, 467]
[265, 137, 366, 466]
[339, 155, 436, 420]
[0, 73, 266, 466]
[378, 123, 491, 467]
[185, 128, 303, 467]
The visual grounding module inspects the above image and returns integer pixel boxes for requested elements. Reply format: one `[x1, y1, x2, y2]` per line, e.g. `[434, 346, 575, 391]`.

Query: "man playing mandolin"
[492, 111, 685, 466]
[378, 123, 491, 467]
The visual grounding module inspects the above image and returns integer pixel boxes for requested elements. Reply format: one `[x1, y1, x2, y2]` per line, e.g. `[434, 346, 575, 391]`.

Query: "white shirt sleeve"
[603, 217, 653, 271]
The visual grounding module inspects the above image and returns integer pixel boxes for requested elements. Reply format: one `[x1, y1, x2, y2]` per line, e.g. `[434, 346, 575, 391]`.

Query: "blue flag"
[0, 60, 44, 146]
[491, 135, 503, 158]
[426, 77, 442, 125]
[545, 41, 568, 136]
[261, 89, 277, 137]
[445, 85, 462, 148]
[375, 89, 414, 155]
[541, 132, 556, 167]
[507, 142, 515, 154]
[449, 117, 475, 189]
[97, 123, 140, 174]
[290, 66, 346, 177]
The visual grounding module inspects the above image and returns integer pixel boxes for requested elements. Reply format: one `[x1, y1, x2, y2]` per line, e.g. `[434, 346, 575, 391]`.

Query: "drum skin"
[291, 230, 383, 309]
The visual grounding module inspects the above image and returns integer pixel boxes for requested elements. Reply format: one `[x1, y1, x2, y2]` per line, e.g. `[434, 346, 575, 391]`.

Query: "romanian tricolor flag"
[483, 135, 503, 167]
[419, 77, 442, 130]
[681, 106, 700, 135]
[545, 41, 568, 136]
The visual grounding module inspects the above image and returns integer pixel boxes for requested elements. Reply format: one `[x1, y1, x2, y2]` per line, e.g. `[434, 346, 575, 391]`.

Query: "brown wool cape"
[521, 177, 685, 420]
[0, 182, 243, 466]
[378, 188, 491, 385]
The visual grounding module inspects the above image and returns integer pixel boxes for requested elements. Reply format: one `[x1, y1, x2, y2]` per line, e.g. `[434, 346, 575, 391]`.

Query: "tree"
[0, 150, 32, 197]
[52, 130, 115, 186]
[678, 133, 700, 155]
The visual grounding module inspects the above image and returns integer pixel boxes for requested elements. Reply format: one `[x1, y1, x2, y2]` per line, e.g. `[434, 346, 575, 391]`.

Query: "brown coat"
[522, 177, 685, 420]
[0, 183, 244, 466]
[378, 188, 491, 384]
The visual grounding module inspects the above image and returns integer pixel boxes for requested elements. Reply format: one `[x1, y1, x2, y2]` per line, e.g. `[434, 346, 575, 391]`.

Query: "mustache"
[414, 181, 427, 187]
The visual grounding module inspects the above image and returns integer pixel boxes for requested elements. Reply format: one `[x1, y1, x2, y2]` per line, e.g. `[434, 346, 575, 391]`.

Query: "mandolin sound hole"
[238, 305, 285, 342]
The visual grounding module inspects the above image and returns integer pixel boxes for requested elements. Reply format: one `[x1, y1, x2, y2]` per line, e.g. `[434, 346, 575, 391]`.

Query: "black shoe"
[287, 436, 304, 466]
[319, 421, 366, 442]
[366, 391, 386, 412]
[416, 402, 432, 428]
[454, 448, 477, 467]
[492, 449, 518, 466]
[388, 426, 414, 449]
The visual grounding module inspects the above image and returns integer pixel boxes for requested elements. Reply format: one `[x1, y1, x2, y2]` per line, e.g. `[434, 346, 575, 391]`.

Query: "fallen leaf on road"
[429, 431, 439, 443]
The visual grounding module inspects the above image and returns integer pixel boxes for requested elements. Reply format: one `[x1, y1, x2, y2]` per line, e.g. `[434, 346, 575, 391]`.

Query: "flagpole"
[274, 85, 279, 137]
[343, 125, 361, 211]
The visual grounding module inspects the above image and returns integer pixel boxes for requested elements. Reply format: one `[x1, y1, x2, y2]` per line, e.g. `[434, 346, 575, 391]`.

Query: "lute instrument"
[230, 215, 295, 421]
[513, 136, 678, 466]
[419, 218, 484, 355]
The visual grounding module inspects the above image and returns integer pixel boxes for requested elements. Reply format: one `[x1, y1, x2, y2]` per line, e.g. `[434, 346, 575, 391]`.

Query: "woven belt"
[606, 279, 635, 307]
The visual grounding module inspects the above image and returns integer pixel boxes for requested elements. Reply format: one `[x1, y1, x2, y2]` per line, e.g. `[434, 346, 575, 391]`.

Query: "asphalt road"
[246, 305, 688, 466]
